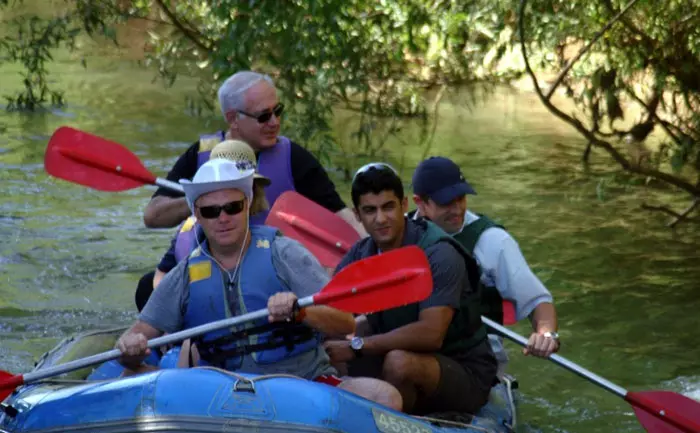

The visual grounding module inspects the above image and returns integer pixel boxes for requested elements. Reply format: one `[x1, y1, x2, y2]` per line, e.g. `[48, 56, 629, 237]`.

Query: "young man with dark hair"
[323, 163, 497, 415]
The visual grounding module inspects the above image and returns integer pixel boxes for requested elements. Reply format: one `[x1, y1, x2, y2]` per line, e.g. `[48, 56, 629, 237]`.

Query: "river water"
[0, 20, 699, 433]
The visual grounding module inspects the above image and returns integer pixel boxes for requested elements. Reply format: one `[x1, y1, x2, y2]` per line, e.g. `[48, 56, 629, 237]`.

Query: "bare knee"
[339, 377, 403, 412]
[382, 350, 414, 382]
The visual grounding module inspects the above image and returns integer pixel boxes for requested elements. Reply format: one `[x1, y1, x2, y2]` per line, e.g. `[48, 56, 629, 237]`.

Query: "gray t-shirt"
[139, 235, 336, 379]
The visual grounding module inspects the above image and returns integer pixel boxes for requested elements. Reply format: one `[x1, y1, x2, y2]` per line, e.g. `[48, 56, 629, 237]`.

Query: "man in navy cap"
[410, 156, 560, 376]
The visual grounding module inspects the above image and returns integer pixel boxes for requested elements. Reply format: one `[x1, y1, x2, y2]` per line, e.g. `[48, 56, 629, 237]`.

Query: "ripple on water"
[0, 308, 134, 372]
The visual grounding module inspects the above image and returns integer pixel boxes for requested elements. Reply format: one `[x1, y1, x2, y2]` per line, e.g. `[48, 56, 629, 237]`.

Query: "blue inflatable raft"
[0, 328, 519, 433]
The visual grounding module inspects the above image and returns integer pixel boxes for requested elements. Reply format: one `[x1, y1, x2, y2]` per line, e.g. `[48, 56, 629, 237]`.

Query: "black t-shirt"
[153, 138, 346, 212]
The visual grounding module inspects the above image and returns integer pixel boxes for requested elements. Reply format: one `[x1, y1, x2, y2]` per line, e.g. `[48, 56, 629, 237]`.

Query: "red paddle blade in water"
[265, 191, 360, 268]
[0, 369, 24, 402]
[626, 390, 700, 433]
[45, 126, 157, 191]
[315, 245, 432, 314]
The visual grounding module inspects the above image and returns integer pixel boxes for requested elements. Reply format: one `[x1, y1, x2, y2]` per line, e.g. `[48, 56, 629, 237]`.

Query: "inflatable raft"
[0, 328, 519, 433]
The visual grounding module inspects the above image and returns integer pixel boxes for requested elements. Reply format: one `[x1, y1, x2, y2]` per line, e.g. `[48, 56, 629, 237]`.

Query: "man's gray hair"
[217, 71, 275, 118]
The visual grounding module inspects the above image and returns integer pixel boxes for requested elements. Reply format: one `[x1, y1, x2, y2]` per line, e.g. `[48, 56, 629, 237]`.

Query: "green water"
[1, 24, 699, 433]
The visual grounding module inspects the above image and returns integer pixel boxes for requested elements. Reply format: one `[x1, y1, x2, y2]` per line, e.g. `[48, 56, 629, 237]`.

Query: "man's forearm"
[530, 302, 557, 333]
[335, 207, 368, 238]
[362, 321, 444, 356]
[302, 306, 355, 337]
[143, 196, 191, 228]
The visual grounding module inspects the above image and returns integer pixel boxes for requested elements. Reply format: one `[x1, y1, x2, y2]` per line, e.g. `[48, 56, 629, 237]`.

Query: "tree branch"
[599, 0, 656, 48]
[668, 198, 700, 228]
[153, 0, 211, 53]
[518, 0, 700, 197]
[544, 0, 641, 101]
[641, 199, 700, 227]
[623, 85, 681, 146]
[640, 203, 683, 219]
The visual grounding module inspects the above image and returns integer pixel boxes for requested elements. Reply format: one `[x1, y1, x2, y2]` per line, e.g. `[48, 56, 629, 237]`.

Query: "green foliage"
[0, 0, 126, 110]
[1, 0, 517, 153]
[520, 0, 700, 182]
[3, 0, 699, 225]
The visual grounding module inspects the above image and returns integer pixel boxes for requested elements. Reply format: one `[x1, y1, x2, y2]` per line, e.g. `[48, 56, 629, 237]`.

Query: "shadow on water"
[0, 18, 698, 433]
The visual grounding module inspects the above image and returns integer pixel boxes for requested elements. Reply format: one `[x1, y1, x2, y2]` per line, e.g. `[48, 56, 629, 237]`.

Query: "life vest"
[407, 210, 509, 326]
[346, 219, 488, 356]
[452, 213, 507, 325]
[173, 133, 297, 262]
[183, 225, 319, 370]
[174, 215, 199, 264]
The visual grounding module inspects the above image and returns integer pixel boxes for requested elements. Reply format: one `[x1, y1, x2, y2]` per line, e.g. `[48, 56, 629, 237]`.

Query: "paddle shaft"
[17, 295, 314, 386]
[482, 316, 627, 396]
[483, 316, 700, 433]
[155, 177, 183, 194]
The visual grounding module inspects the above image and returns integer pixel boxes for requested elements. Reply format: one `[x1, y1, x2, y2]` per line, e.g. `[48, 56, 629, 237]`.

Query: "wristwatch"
[543, 331, 560, 341]
[350, 336, 364, 357]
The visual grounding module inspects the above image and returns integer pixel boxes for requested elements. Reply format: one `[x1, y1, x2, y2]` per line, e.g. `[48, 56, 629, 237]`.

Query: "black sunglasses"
[238, 103, 285, 124]
[197, 199, 246, 219]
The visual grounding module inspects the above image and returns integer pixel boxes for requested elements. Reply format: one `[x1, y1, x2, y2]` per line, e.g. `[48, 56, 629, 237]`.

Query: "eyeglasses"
[352, 162, 398, 183]
[238, 103, 285, 124]
[197, 199, 246, 219]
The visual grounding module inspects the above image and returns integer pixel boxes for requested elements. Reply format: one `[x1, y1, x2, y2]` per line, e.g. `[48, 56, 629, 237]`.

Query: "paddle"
[265, 191, 362, 268]
[0, 245, 432, 402]
[482, 316, 700, 433]
[44, 126, 183, 193]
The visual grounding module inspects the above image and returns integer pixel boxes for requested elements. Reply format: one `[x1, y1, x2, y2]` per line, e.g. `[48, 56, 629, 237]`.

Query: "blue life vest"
[184, 225, 319, 370]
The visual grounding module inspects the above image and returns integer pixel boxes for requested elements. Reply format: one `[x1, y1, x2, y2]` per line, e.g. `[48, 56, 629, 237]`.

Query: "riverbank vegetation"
[1, 0, 698, 226]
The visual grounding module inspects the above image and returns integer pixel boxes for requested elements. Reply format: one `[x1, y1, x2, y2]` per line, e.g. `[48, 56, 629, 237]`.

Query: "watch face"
[350, 337, 363, 350]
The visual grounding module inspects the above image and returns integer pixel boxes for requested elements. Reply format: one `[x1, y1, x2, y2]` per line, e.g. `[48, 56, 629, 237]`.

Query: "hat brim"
[180, 177, 253, 210]
[254, 173, 272, 187]
[430, 181, 476, 205]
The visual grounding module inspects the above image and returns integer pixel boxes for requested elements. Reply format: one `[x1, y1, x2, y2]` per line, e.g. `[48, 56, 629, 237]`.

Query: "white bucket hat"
[179, 158, 255, 211]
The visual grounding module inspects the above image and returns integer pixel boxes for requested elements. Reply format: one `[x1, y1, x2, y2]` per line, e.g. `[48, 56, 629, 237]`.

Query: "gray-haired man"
[142, 70, 365, 236]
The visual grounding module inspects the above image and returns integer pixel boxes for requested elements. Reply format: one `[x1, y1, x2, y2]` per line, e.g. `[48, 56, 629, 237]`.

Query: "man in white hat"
[117, 158, 402, 410]
[135, 140, 272, 311]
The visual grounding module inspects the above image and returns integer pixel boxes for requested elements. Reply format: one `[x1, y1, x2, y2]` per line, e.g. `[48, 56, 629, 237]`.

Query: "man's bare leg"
[381, 350, 441, 413]
[338, 377, 403, 412]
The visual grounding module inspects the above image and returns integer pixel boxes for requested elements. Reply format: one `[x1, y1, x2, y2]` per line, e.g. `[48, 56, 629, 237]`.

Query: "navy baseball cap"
[411, 157, 476, 205]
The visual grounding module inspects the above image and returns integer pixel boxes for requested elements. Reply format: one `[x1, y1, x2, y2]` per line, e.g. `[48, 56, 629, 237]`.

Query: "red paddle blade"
[502, 300, 517, 326]
[266, 191, 360, 268]
[626, 390, 700, 433]
[45, 126, 157, 191]
[315, 245, 432, 314]
[0, 370, 24, 401]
